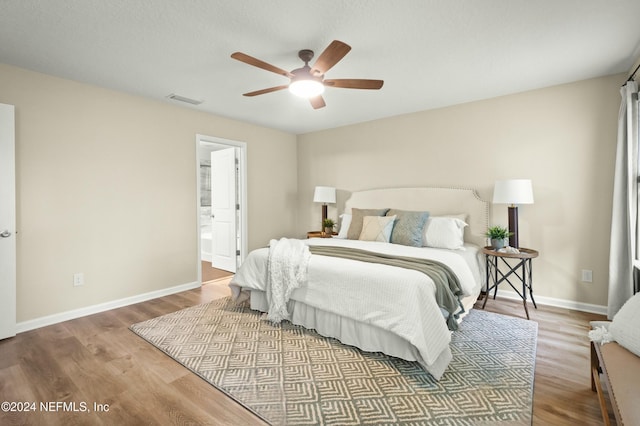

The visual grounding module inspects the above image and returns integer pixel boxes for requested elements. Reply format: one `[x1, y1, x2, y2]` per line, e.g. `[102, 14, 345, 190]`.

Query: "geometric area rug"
[130, 297, 538, 425]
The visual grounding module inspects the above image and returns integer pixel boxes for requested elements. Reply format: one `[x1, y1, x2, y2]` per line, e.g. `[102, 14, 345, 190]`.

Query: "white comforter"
[229, 238, 482, 379]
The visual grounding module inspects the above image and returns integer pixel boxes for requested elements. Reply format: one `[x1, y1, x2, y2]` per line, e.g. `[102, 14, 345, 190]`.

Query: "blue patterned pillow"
[387, 209, 430, 247]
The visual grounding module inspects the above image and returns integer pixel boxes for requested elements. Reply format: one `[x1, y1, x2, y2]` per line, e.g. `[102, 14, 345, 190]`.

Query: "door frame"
[195, 134, 247, 283]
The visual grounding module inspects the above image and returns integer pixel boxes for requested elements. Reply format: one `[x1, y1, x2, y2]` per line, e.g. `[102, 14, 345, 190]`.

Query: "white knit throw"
[266, 238, 311, 323]
[588, 326, 614, 345]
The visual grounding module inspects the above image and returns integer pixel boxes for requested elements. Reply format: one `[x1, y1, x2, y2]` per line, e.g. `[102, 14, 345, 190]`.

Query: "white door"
[210, 148, 237, 273]
[0, 103, 16, 340]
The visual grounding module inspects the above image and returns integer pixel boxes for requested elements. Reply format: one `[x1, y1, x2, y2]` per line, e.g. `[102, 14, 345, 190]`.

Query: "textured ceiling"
[1, 0, 640, 134]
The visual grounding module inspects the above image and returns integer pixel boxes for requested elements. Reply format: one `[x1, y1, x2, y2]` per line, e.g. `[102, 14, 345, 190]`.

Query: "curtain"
[608, 81, 639, 319]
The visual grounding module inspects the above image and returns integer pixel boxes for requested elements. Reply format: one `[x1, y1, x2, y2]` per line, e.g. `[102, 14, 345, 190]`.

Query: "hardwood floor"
[0, 282, 610, 425]
[201, 261, 234, 283]
[0, 279, 266, 426]
[477, 296, 612, 426]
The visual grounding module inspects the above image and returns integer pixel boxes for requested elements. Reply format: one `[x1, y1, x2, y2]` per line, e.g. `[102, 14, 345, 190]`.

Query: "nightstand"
[306, 231, 333, 238]
[481, 246, 539, 319]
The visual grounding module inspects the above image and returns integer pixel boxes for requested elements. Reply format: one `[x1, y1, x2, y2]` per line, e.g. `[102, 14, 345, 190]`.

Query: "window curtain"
[608, 80, 639, 319]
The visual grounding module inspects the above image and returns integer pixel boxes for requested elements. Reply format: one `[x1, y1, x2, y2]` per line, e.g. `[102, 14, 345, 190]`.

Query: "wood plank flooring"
[477, 296, 613, 425]
[0, 281, 610, 425]
[201, 261, 234, 283]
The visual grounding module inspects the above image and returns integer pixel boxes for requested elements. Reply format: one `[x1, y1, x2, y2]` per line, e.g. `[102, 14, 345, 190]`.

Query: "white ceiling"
[1, 0, 640, 135]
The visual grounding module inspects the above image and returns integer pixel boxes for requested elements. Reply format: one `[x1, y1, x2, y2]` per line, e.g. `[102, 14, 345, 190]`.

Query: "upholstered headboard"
[343, 187, 489, 247]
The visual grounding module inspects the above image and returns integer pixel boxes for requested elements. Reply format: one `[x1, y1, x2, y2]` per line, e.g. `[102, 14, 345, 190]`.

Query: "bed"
[229, 187, 488, 380]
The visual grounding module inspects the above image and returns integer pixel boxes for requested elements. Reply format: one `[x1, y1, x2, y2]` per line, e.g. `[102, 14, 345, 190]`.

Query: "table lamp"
[492, 179, 534, 248]
[313, 186, 336, 231]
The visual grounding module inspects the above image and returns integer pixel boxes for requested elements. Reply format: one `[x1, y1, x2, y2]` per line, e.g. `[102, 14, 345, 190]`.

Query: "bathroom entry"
[196, 135, 247, 282]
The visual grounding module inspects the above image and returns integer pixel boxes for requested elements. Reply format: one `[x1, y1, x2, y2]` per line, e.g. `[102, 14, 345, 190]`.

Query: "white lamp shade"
[313, 186, 336, 204]
[493, 179, 534, 204]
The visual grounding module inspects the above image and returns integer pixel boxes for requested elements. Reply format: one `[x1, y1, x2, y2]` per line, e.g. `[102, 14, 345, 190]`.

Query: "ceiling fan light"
[289, 79, 325, 98]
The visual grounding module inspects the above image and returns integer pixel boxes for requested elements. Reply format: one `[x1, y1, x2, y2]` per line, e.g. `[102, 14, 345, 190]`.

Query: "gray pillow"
[387, 209, 430, 247]
[347, 208, 390, 240]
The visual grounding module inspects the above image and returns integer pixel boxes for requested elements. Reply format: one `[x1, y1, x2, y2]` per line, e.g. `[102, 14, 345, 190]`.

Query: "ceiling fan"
[231, 40, 384, 109]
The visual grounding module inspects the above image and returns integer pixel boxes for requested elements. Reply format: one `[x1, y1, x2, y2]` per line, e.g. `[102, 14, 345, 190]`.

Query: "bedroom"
[1, 1, 639, 425]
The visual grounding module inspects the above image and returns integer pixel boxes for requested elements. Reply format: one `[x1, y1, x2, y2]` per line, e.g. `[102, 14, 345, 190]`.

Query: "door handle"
[0, 230, 11, 238]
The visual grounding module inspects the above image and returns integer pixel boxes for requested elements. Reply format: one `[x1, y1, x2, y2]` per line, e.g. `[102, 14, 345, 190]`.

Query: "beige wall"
[0, 63, 298, 322]
[0, 61, 623, 322]
[297, 74, 623, 307]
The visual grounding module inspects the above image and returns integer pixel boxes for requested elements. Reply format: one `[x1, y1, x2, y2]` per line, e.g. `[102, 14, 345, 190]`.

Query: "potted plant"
[322, 218, 336, 237]
[486, 225, 513, 249]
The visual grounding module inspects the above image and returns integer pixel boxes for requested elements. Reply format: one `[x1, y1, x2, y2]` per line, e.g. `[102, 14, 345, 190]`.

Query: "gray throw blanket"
[308, 245, 463, 331]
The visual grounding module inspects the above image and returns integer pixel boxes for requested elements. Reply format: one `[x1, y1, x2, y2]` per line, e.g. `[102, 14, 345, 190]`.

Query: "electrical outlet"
[73, 272, 84, 287]
[581, 269, 593, 283]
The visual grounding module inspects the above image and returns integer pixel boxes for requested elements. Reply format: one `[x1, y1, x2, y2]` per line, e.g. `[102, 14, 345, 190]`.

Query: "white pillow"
[335, 214, 352, 239]
[609, 292, 640, 357]
[423, 216, 468, 250]
[359, 215, 396, 242]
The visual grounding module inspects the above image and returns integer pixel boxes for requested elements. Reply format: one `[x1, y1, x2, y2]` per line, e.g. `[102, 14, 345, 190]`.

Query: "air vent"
[166, 93, 203, 105]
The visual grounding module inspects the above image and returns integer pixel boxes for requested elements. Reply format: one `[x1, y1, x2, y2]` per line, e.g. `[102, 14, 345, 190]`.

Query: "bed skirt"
[247, 290, 478, 379]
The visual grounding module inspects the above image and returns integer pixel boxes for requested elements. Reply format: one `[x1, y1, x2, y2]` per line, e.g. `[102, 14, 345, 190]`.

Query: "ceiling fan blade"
[309, 96, 326, 109]
[311, 40, 351, 75]
[231, 52, 294, 78]
[324, 79, 384, 90]
[243, 85, 289, 97]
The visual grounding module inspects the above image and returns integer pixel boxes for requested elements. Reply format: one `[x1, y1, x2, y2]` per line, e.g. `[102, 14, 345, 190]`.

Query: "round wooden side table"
[481, 246, 539, 319]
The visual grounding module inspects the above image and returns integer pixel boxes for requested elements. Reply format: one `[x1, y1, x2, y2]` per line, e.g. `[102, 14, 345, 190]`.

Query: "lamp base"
[321, 204, 328, 231]
[508, 205, 519, 248]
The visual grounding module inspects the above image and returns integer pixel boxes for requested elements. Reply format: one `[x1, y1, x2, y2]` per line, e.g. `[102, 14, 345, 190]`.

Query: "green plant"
[323, 218, 336, 229]
[485, 225, 513, 239]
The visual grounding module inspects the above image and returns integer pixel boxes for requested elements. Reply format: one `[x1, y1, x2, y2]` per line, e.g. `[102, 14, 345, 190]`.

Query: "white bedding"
[229, 237, 484, 379]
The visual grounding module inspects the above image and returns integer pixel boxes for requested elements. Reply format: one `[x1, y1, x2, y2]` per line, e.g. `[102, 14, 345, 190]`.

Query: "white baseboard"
[16, 281, 201, 334]
[495, 289, 608, 316]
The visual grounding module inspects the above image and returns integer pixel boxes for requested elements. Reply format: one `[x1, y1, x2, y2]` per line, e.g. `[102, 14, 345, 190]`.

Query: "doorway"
[196, 135, 247, 284]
